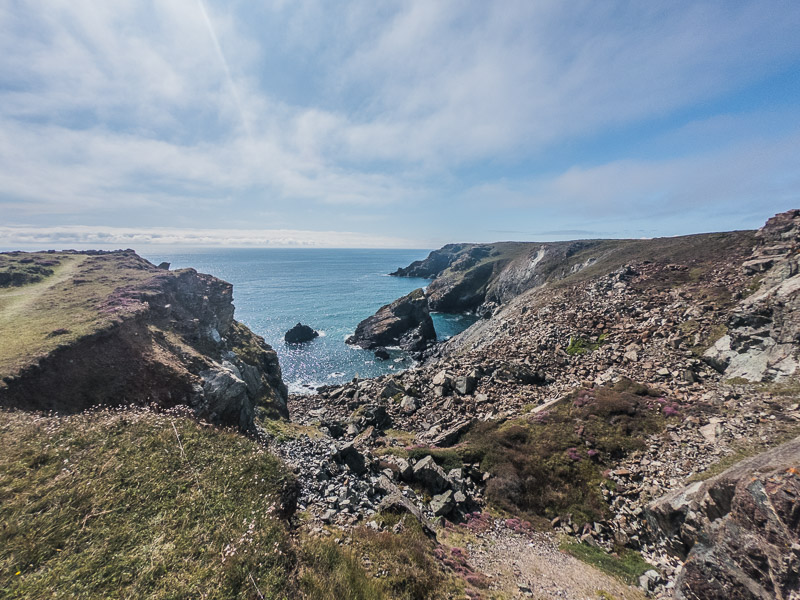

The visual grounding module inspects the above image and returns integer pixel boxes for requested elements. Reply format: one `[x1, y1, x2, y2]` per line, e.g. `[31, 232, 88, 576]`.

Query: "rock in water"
[346, 288, 436, 353]
[284, 322, 319, 343]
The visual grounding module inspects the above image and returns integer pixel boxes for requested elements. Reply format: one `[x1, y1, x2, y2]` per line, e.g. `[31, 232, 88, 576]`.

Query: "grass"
[0, 251, 159, 378]
[0, 407, 297, 599]
[0, 407, 465, 599]
[0, 253, 61, 287]
[259, 417, 323, 443]
[560, 542, 651, 587]
[567, 333, 608, 356]
[299, 515, 460, 600]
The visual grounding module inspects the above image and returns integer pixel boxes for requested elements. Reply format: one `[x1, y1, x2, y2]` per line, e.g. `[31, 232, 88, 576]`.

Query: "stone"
[335, 442, 367, 475]
[399, 395, 420, 413]
[380, 380, 404, 399]
[647, 435, 800, 600]
[412, 455, 449, 494]
[284, 322, 319, 344]
[430, 490, 455, 516]
[374, 349, 390, 361]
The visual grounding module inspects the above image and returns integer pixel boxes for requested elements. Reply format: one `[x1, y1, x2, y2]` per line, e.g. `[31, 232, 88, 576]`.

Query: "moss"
[299, 517, 459, 600]
[567, 333, 607, 356]
[560, 542, 652, 586]
[259, 417, 322, 443]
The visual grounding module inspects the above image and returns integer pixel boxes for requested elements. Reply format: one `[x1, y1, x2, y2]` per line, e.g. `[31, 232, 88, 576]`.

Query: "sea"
[141, 249, 477, 393]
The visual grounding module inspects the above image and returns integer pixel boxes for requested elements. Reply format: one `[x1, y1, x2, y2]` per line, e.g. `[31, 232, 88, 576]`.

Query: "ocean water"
[141, 248, 477, 393]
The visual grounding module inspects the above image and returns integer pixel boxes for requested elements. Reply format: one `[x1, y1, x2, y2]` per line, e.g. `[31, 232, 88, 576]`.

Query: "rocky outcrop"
[705, 210, 800, 382]
[346, 288, 436, 353]
[284, 322, 319, 343]
[0, 251, 288, 429]
[390, 244, 477, 278]
[646, 436, 800, 600]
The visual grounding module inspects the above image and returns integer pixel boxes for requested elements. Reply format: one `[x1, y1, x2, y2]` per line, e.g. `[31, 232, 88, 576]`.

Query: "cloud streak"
[1, 1, 799, 244]
[0, 225, 421, 249]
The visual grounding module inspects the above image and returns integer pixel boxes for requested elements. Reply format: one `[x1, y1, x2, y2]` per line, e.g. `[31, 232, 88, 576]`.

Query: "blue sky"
[1, 0, 799, 248]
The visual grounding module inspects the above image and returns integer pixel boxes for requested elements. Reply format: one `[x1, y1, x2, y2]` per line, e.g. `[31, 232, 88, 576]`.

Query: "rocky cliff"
[0, 250, 287, 429]
[346, 288, 436, 354]
[705, 209, 800, 382]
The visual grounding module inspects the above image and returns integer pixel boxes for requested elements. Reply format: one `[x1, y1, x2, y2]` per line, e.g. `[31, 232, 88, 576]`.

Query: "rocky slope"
[0, 250, 287, 429]
[284, 212, 800, 599]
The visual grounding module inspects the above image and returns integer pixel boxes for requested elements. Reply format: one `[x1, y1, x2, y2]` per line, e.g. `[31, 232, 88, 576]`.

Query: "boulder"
[346, 289, 436, 353]
[335, 442, 368, 475]
[284, 322, 319, 344]
[412, 455, 449, 494]
[374, 349, 390, 360]
[430, 490, 455, 517]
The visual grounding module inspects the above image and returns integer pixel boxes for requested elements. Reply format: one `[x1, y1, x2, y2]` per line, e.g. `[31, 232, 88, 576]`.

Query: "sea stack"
[284, 322, 319, 343]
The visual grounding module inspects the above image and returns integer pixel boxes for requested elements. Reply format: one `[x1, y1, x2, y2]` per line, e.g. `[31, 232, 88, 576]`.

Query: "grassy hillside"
[0, 251, 157, 378]
[0, 408, 461, 599]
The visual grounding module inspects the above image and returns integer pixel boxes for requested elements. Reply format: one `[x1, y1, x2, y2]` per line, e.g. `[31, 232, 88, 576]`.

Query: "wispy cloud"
[0, 225, 421, 249]
[1, 1, 799, 244]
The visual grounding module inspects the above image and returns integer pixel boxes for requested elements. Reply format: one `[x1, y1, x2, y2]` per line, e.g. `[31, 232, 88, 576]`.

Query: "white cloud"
[0, 1, 799, 239]
[0, 225, 420, 249]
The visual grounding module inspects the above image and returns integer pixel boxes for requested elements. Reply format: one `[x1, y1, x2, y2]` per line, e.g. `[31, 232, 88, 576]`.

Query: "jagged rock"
[374, 349, 390, 360]
[430, 490, 455, 516]
[380, 380, 405, 398]
[412, 455, 449, 494]
[400, 395, 420, 413]
[351, 404, 392, 430]
[428, 419, 474, 448]
[646, 436, 800, 599]
[346, 288, 436, 352]
[454, 370, 478, 395]
[376, 475, 435, 537]
[157, 261, 170, 270]
[0, 251, 288, 427]
[284, 322, 319, 343]
[335, 442, 368, 475]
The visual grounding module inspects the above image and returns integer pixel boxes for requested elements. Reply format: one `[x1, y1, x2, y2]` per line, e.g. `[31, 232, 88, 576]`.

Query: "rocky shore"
[279, 211, 800, 599]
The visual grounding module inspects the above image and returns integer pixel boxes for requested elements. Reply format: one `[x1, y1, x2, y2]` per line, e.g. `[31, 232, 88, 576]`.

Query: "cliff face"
[0, 250, 287, 429]
[705, 209, 800, 382]
[346, 288, 436, 354]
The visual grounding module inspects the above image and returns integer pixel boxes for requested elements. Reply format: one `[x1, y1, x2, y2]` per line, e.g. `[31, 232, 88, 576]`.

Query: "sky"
[1, 0, 799, 249]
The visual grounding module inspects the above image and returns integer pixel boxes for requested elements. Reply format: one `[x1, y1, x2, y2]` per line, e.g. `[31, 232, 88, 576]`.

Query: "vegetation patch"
[0, 407, 297, 599]
[462, 380, 666, 525]
[0, 253, 61, 288]
[567, 333, 608, 356]
[0, 407, 463, 599]
[560, 542, 652, 587]
[299, 515, 460, 600]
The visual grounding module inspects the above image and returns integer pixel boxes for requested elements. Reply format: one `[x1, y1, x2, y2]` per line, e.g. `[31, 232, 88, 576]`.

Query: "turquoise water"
[141, 249, 477, 392]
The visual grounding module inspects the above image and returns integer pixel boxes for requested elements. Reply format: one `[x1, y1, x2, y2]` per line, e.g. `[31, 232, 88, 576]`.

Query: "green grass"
[0, 408, 464, 599]
[561, 542, 652, 586]
[0, 251, 159, 378]
[567, 333, 608, 356]
[299, 516, 458, 600]
[0, 253, 61, 287]
[0, 407, 297, 599]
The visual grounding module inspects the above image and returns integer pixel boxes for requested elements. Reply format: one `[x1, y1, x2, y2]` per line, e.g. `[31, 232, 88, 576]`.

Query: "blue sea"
[141, 249, 477, 393]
